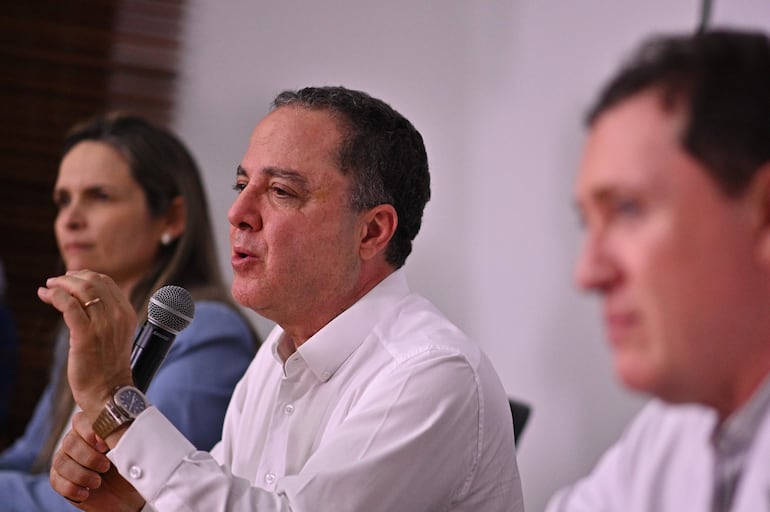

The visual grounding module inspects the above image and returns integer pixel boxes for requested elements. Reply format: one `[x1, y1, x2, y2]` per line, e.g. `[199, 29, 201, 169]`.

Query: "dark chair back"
[508, 398, 531, 445]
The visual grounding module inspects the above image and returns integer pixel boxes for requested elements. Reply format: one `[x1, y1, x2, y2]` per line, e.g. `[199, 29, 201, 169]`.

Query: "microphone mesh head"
[147, 285, 195, 334]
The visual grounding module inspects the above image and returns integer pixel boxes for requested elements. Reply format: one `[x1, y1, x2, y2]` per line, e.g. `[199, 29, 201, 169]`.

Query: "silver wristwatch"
[92, 385, 150, 440]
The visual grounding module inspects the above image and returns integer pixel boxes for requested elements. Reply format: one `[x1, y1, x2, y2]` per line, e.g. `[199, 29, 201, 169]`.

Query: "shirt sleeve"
[108, 408, 289, 511]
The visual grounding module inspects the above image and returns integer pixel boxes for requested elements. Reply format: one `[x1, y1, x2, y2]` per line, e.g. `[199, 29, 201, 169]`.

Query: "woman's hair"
[33, 112, 245, 471]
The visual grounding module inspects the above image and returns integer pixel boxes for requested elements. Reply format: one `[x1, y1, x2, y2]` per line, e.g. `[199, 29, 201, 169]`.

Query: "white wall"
[172, 2, 770, 510]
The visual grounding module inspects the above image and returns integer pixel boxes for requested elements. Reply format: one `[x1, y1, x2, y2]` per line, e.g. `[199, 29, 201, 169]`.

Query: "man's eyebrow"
[263, 166, 309, 187]
[572, 186, 619, 223]
[578, 186, 619, 207]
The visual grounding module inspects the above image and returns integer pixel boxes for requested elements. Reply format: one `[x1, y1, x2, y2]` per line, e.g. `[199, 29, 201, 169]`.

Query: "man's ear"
[751, 163, 770, 266]
[162, 196, 187, 241]
[358, 204, 398, 262]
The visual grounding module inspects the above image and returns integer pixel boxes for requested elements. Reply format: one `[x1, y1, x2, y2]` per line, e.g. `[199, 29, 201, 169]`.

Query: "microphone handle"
[130, 323, 175, 392]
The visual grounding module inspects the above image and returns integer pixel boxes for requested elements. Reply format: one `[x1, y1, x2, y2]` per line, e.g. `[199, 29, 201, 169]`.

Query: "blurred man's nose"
[574, 233, 618, 293]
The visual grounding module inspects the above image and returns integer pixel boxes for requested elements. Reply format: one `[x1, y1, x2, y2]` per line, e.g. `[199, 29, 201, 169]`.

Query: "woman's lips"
[62, 242, 93, 254]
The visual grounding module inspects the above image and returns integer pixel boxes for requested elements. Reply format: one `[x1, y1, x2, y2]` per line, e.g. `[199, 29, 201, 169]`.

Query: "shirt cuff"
[107, 406, 197, 503]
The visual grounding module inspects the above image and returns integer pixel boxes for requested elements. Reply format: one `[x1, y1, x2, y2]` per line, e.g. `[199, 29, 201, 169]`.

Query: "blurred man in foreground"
[549, 29, 770, 512]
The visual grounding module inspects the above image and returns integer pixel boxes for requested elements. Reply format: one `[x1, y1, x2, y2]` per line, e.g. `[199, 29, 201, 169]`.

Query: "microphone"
[130, 285, 195, 392]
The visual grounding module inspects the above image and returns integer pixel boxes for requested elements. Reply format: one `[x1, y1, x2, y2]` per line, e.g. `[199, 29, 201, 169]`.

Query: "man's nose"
[228, 187, 262, 231]
[574, 232, 618, 293]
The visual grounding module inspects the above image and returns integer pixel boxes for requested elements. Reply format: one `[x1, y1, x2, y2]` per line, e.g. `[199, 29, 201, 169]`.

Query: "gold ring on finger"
[83, 297, 102, 308]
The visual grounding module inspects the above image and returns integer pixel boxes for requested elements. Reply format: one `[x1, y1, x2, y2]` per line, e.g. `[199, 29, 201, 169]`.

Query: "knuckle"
[51, 451, 63, 470]
[60, 431, 76, 451]
[83, 451, 105, 470]
[50, 470, 80, 498]
[72, 411, 90, 432]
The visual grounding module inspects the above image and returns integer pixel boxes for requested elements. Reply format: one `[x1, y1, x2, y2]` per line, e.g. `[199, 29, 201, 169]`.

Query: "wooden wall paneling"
[0, 0, 183, 449]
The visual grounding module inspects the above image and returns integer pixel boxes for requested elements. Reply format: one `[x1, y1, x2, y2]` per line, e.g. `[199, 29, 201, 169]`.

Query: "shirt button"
[128, 466, 143, 479]
[265, 472, 276, 484]
[284, 404, 295, 416]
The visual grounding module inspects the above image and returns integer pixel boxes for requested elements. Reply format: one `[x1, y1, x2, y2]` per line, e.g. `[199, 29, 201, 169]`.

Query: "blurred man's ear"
[751, 163, 770, 267]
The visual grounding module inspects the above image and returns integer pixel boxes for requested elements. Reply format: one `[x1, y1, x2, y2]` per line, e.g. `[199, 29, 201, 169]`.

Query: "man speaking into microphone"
[39, 86, 523, 511]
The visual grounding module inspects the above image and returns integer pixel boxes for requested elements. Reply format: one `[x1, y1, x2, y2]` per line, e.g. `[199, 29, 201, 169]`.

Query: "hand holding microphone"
[39, 272, 195, 407]
[86, 285, 195, 443]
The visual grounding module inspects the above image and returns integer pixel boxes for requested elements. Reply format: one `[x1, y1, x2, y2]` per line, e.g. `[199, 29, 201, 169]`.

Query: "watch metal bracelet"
[92, 391, 132, 440]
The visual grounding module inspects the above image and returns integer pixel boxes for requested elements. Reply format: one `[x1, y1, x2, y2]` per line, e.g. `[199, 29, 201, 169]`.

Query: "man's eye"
[613, 198, 642, 217]
[271, 185, 294, 197]
[232, 182, 247, 193]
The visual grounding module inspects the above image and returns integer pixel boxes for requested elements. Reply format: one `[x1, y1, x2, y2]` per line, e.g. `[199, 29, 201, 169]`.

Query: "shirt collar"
[269, 269, 411, 382]
[713, 372, 770, 457]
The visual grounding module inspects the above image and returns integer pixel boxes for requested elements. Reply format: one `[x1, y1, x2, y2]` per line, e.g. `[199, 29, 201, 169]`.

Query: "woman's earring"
[161, 232, 173, 246]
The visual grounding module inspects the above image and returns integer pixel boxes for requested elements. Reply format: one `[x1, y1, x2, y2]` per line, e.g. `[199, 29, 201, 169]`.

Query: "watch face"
[115, 387, 148, 418]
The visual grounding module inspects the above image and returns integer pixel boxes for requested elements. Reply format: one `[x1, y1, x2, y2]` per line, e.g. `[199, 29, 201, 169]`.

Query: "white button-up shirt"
[547, 376, 770, 512]
[109, 270, 523, 511]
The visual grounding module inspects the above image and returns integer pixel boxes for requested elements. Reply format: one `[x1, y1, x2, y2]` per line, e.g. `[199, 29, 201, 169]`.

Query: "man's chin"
[231, 282, 256, 306]
[614, 357, 658, 395]
[230, 282, 269, 313]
